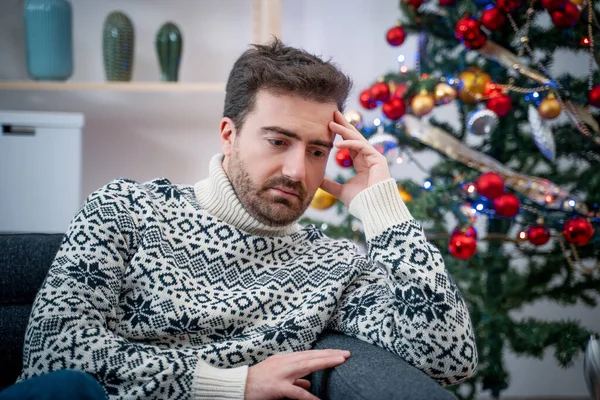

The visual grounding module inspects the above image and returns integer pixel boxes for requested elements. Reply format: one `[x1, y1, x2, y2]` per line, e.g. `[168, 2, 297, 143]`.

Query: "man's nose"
[281, 148, 306, 182]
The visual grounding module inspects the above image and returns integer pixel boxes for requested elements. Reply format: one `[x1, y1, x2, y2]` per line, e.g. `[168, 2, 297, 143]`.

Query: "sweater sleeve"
[18, 179, 248, 400]
[326, 179, 478, 386]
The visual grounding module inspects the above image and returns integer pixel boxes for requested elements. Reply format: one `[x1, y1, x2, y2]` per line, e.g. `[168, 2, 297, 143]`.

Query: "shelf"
[0, 81, 226, 92]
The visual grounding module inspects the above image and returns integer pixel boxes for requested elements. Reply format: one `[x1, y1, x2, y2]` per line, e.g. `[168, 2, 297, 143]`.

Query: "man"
[14, 39, 477, 399]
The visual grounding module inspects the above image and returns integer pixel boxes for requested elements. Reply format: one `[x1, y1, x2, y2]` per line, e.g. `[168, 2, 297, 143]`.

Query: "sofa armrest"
[310, 331, 457, 400]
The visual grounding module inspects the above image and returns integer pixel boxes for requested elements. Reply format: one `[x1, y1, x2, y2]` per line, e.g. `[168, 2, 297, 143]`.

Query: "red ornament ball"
[475, 172, 505, 199]
[335, 148, 353, 168]
[550, 2, 580, 28]
[359, 89, 377, 110]
[464, 32, 488, 50]
[527, 224, 551, 246]
[382, 98, 406, 120]
[392, 83, 408, 99]
[496, 0, 523, 12]
[581, 37, 591, 47]
[371, 82, 391, 103]
[453, 225, 478, 240]
[455, 16, 482, 41]
[439, 0, 456, 5]
[449, 232, 478, 259]
[481, 7, 507, 31]
[563, 216, 595, 246]
[405, 0, 424, 9]
[541, 0, 566, 11]
[588, 85, 600, 107]
[486, 94, 512, 117]
[484, 81, 503, 97]
[386, 26, 406, 47]
[493, 193, 520, 217]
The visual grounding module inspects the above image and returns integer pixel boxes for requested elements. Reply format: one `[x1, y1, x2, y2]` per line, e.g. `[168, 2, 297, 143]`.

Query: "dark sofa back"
[0, 233, 64, 389]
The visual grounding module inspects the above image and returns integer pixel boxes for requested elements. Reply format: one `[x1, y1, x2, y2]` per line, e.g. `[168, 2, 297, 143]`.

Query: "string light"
[423, 180, 433, 189]
[373, 118, 381, 126]
[568, 199, 576, 207]
[396, 156, 404, 164]
[532, 92, 539, 98]
[321, 223, 328, 230]
[545, 195, 554, 203]
[476, 203, 484, 211]
[397, 54, 405, 63]
[467, 184, 476, 194]
[400, 65, 409, 73]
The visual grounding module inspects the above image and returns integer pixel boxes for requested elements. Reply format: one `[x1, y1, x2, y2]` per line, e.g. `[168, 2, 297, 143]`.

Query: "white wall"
[0, 0, 598, 397]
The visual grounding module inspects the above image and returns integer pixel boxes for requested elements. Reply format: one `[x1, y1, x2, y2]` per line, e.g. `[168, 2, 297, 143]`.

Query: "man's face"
[221, 90, 337, 227]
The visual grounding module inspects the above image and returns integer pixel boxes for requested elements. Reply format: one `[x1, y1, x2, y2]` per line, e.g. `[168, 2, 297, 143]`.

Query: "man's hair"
[223, 38, 353, 131]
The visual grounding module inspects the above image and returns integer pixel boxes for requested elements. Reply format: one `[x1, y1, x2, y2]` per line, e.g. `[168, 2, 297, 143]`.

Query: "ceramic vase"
[155, 22, 183, 82]
[24, 0, 73, 81]
[102, 11, 135, 81]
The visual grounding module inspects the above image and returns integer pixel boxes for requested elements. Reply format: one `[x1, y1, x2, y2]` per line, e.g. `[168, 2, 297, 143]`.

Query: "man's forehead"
[253, 92, 337, 140]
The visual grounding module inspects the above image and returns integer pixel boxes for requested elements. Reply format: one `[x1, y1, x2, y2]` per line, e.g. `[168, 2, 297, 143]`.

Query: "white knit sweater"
[19, 154, 477, 399]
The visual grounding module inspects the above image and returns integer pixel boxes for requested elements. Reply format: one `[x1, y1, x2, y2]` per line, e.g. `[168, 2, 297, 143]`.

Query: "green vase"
[155, 22, 183, 82]
[102, 11, 134, 81]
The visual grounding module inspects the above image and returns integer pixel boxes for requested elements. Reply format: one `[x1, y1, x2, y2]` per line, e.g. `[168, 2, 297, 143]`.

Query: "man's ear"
[220, 117, 236, 156]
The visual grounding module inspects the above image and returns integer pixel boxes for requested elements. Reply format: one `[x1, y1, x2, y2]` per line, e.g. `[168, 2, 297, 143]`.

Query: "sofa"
[0, 232, 456, 399]
[0, 233, 64, 390]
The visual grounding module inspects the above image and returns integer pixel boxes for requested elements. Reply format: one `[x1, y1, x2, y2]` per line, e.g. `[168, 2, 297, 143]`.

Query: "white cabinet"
[0, 110, 84, 233]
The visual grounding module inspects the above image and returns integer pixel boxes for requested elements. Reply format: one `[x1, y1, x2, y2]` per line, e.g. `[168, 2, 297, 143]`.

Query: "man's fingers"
[294, 379, 311, 390]
[320, 179, 342, 198]
[295, 355, 348, 377]
[286, 349, 350, 362]
[329, 121, 364, 141]
[335, 139, 377, 154]
[336, 109, 358, 130]
[283, 385, 320, 400]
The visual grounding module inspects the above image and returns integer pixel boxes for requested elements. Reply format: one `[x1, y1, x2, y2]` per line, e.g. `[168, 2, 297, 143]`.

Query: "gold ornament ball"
[343, 110, 363, 127]
[310, 188, 337, 210]
[458, 69, 491, 104]
[411, 90, 435, 116]
[538, 95, 561, 120]
[434, 83, 457, 105]
[571, 0, 584, 6]
[398, 188, 413, 203]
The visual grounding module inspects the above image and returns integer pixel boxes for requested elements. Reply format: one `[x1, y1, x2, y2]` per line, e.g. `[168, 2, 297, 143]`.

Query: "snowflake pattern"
[120, 294, 157, 329]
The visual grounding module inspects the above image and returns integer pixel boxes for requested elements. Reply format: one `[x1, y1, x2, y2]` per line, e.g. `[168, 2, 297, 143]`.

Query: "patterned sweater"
[19, 154, 477, 399]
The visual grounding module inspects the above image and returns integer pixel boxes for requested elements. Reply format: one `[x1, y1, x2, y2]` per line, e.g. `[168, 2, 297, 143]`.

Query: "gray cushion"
[0, 233, 64, 389]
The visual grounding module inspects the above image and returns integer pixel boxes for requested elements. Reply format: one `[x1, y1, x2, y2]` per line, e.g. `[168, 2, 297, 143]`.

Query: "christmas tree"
[301, 0, 600, 398]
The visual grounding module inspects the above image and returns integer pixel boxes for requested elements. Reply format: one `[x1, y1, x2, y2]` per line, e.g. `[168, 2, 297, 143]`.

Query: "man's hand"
[244, 349, 350, 400]
[321, 110, 391, 206]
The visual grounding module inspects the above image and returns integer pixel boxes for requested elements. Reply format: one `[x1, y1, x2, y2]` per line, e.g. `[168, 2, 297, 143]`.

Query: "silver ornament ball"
[584, 336, 600, 400]
[467, 109, 499, 136]
[368, 131, 400, 165]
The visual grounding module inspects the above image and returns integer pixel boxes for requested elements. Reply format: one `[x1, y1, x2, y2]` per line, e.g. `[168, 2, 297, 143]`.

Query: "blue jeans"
[0, 370, 106, 400]
[310, 331, 457, 400]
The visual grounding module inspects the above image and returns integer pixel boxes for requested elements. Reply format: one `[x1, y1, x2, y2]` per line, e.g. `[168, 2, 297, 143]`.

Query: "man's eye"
[312, 150, 325, 158]
[268, 139, 284, 147]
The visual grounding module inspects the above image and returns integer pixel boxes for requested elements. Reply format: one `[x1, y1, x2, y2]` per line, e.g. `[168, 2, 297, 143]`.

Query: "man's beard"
[227, 146, 311, 227]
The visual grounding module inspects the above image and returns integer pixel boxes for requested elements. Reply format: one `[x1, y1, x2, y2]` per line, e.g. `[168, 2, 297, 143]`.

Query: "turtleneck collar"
[194, 154, 301, 237]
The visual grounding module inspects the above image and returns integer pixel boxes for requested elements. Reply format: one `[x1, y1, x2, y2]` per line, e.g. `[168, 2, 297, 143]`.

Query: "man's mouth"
[270, 186, 300, 198]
